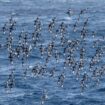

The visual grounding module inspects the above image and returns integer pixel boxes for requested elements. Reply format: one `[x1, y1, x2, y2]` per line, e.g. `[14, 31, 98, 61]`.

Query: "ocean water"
[0, 0, 105, 105]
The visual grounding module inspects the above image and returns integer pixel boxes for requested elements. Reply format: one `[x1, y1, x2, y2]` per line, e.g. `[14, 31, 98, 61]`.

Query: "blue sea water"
[0, 0, 105, 105]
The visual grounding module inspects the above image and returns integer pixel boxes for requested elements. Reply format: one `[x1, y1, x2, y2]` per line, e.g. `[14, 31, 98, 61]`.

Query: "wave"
[0, 0, 11, 2]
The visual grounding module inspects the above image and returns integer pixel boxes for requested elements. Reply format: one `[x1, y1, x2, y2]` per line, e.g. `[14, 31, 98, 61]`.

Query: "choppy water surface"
[0, 0, 105, 105]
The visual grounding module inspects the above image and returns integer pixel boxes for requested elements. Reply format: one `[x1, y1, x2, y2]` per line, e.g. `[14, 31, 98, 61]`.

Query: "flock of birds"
[0, 8, 105, 104]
